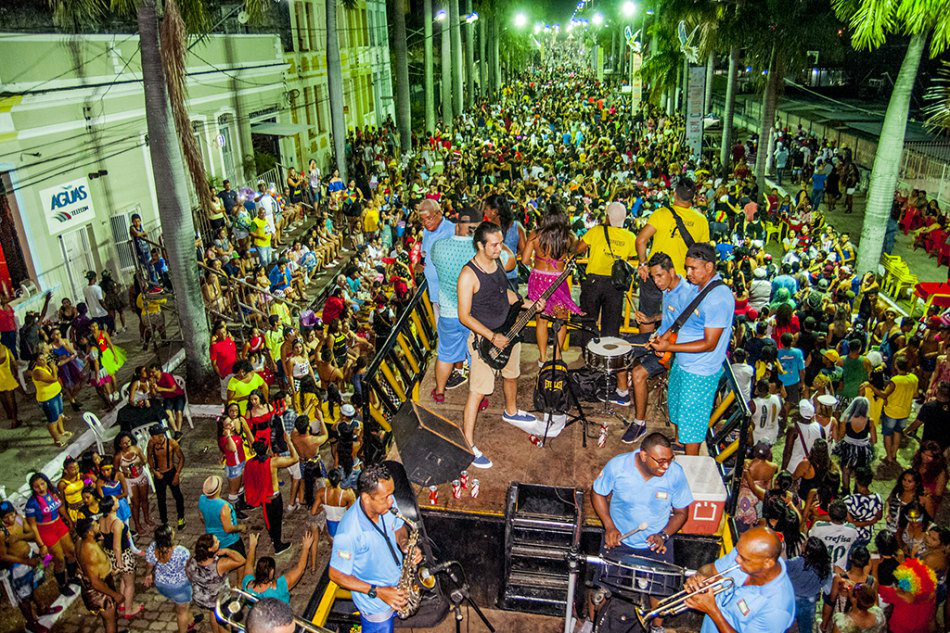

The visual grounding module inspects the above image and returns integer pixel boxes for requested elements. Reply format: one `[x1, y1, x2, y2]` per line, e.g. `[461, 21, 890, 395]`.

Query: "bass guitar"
[477, 256, 577, 370]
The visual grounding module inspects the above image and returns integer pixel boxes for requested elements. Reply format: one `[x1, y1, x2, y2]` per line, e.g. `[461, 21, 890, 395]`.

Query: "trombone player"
[683, 527, 794, 633]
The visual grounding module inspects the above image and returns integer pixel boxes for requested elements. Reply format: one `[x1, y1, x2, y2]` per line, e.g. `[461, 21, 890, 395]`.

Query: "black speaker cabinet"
[391, 400, 474, 486]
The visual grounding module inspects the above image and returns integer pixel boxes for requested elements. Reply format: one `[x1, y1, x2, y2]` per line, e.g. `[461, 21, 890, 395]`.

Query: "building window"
[316, 86, 327, 133]
[218, 114, 237, 181]
[295, 2, 309, 51]
[304, 86, 314, 127]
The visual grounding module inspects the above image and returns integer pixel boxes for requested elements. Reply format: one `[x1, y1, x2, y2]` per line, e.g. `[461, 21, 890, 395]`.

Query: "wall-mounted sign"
[39, 177, 96, 236]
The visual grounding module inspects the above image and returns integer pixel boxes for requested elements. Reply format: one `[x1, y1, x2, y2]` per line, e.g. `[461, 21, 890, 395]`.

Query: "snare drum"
[584, 337, 634, 372]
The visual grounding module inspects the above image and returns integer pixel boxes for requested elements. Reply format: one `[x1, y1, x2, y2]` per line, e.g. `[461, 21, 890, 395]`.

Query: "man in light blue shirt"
[418, 199, 456, 321]
[592, 433, 693, 631]
[650, 243, 735, 455]
[777, 332, 805, 405]
[329, 464, 419, 633]
[685, 527, 795, 633]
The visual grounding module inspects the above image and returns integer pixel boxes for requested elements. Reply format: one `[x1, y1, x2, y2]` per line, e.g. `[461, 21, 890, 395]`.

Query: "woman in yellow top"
[57, 456, 85, 524]
[0, 342, 21, 429]
[225, 360, 268, 416]
[31, 341, 71, 446]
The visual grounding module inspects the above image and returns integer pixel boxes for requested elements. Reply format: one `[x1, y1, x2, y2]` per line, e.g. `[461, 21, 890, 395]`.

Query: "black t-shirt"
[877, 557, 899, 587]
[918, 400, 950, 450]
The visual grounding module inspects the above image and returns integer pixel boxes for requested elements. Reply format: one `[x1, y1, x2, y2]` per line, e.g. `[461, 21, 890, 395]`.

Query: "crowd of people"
[0, 48, 949, 633]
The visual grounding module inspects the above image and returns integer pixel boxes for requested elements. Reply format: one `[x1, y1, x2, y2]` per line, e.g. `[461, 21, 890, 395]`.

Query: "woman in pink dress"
[522, 205, 583, 365]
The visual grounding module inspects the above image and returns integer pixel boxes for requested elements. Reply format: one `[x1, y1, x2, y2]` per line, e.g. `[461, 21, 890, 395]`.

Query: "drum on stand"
[584, 337, 634, 373]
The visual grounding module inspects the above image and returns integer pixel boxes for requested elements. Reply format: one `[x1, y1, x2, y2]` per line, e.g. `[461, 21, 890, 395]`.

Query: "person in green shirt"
[839, 338, 873, 405]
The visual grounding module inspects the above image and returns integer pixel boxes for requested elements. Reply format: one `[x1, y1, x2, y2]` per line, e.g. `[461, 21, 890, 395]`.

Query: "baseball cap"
[867, 350, 884, 368]
[799, 399, 816, 420]
[85, 270, 97, 280]
[341, 404, 356, 418]
[149, 424, 166, 436]
[821, 349, 841, 363]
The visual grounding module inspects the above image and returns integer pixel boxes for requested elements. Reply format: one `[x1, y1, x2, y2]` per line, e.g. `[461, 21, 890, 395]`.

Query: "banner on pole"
[686, 65, 705, 160]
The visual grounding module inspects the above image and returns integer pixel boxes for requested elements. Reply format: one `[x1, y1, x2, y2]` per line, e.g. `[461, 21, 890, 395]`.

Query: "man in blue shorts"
[649, 243, 735, 455]
[429, 207, 482, 403]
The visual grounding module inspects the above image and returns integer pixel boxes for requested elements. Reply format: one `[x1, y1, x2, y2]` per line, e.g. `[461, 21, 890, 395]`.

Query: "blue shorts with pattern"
[667, 362, 722, 444]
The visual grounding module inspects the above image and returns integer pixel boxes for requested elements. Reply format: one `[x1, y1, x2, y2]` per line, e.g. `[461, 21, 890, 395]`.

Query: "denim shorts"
[881, 414, 908, 437]
[39, 393, 64, 423]
[225, 462, 246, 480]
[155, 580, 193, 605]
[163, 394, 186, 413]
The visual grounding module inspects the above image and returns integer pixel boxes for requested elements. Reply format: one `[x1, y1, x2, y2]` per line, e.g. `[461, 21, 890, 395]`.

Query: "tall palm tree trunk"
[478, 17, 487, 99]
[719, 45, 738, 175]
[856, 33, 927, 274]
[492, 13, 501, 93]
[754, 47, 779, 191]
[464, 0, 474, 109]
[441, 20, 452, 128]
[449, 0, 463, 117]
[326, 0, 347, 181]
[424, 0, 435, 134]
[136, 0, 212, 383]
[392, 0, 411, 153]
[704, 50, 715, 113]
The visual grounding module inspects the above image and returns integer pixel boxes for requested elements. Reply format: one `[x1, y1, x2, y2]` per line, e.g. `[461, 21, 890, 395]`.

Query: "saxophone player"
[329, 464, 423, 633]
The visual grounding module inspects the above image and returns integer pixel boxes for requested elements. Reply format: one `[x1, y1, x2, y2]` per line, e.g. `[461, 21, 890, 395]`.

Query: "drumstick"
[619, 522, 650, 541]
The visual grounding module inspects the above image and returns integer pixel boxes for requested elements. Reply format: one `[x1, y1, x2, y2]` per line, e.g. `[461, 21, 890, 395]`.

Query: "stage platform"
[391, 342, 702, 526]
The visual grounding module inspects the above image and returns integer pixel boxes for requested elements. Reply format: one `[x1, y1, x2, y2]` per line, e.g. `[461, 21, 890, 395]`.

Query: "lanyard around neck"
[360, 501, 401, 568]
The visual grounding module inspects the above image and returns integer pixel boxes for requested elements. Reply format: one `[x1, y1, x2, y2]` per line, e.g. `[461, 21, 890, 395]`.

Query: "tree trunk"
[464, 0, 474, 109]
[326, 0, 347, 181]
[449, 0, 463, 117]
[479, 17, 487, 100]
[441, 19, 452, 128]
[136, 0, 212, 384]
[424, 0, 435, 134]
[754, 47, 779, 192]
[704, 50, 714, 113]
[719, 45, 738, 175]
[492, 13, 501, 93]
[856, 32, 927, 275]
[392, 0, 411, 153]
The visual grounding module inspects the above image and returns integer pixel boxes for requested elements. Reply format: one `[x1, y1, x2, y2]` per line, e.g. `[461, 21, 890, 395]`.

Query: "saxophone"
[390, 508, 434, 619]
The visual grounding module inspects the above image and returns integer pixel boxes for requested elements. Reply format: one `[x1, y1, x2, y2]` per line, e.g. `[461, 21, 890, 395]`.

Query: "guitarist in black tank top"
[458, 222, 546, 469]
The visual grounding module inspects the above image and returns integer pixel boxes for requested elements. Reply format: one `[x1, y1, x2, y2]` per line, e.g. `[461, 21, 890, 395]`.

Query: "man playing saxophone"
[328, 463, 423, 633]
[683, 527, 795, 633]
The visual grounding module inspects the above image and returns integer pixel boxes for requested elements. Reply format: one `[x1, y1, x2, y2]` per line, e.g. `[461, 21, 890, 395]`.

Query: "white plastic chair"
[82, 411, 118, 455]
[120, 382, 131, 402]
[130, 428, 157, 493]
[173, 374, 194, 429]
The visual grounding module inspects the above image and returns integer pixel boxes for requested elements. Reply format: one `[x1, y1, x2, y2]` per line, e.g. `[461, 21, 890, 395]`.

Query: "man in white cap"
[575, 201, 636, 362]
[781, 399, 826, 474]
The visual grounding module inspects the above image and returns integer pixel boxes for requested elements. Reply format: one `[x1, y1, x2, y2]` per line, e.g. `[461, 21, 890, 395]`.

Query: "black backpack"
[568, 367, 617, 403]
[534, 360, 571, 414]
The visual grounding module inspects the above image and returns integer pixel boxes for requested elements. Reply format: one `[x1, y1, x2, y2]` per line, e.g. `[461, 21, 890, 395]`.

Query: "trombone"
[635, 564, 739, 626]
[215, 587, 334, 633]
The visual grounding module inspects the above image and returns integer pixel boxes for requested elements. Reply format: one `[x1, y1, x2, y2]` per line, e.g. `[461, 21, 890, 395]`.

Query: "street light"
[465, 11, 478, 23]
[513, 12, 528, 28]
[592, 12, 603, 26]
[435, 9, 446, 21]
[533, 22, 542, 34]
[622, 1, 636, 17]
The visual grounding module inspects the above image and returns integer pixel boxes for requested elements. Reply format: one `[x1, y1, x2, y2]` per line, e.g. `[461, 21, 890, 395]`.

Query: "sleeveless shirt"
[466, 260, 510, 331]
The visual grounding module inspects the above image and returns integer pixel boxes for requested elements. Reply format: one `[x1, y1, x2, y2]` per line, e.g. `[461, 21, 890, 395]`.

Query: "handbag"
[603, 225, 633, 291]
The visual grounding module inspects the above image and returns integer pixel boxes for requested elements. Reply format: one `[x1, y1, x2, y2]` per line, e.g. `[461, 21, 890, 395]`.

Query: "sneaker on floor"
[177, 518, 186, 530]
[621, 422, 647, 444]
[59, 584, 76, 598]
[274, 542, 293, 556]
[471, 454, 493, 469]
[478, 397, 490, 411]
[431, 388, 445, 404]
[600, 391, 631, 406]
[502, 409, 537, 424]
[445, 370, 468, 390]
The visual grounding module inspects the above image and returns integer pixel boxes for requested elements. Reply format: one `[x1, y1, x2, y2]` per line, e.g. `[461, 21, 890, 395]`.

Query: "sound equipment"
[477, 256, 577, 370]
[391, 401, 474, 486]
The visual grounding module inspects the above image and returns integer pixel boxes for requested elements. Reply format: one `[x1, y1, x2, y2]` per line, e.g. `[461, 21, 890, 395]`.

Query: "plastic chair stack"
[881, 255, 919, 307]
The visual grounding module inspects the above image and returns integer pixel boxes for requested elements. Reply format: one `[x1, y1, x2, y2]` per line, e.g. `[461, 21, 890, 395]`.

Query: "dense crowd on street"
[0, 49, 948, 633]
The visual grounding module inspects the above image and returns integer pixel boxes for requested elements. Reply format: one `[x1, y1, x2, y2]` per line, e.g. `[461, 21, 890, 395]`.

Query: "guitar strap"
[667, 280, 725, 335]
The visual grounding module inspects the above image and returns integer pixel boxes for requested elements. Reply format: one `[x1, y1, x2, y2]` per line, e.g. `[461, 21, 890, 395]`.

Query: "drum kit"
[582, 335, 669, 426]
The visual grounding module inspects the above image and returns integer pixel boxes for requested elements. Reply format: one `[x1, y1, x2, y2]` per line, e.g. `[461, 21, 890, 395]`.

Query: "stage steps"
[500, 483, 582, 617]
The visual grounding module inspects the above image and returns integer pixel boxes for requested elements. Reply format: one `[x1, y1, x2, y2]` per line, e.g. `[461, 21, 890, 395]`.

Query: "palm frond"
[923, 59, 950, 133]
[48, 0, 110, 31]
[837, 0, 899, 50]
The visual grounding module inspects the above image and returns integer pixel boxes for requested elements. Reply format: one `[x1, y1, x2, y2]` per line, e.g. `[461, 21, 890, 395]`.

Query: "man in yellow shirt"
[576, 202, 636, 346]
[251, 207, 273, 266]
[635, 179, 710, 333]
[866, 356, 919, 464]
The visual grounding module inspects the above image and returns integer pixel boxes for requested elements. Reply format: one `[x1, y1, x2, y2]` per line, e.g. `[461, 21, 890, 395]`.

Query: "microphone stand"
[538, 314, 596, 447]
[434, 561, 495, 633]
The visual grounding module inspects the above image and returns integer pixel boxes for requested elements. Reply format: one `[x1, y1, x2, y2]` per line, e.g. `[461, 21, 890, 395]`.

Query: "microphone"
[428, 560, 459, 574]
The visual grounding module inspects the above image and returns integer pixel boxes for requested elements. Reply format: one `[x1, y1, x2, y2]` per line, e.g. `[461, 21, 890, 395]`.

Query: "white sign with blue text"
[39, 177, 96, 236]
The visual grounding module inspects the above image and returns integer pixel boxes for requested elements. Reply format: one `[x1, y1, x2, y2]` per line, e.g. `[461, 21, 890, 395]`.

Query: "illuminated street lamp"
[465, 11, 478, 23]
[513, 12, 528, 28]
[592, 12, 603, 26]
[435, 9, 447, 21]
[622, 1, 636, 17]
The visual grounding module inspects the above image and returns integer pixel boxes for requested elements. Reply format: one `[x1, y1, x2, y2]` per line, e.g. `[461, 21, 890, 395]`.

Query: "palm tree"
[424, 0, 436, 133]
[449, 0, 464, 117]
[51, 0, 263, 385]
[464, 0, 475, 109]
[833, 0, 949, 274]
[441, 10, 453, 127]
[391, 0, 411, 153]
[327, 0, 347, 181]
[720, 46, 739, 173]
